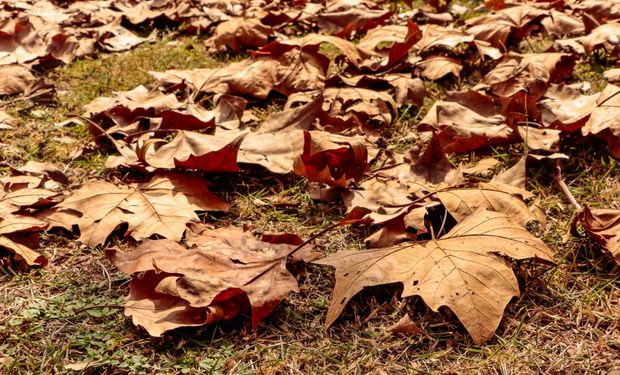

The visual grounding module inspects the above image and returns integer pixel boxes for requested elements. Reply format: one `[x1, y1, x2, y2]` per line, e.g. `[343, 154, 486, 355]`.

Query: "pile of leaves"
[1, 0, 620, 346]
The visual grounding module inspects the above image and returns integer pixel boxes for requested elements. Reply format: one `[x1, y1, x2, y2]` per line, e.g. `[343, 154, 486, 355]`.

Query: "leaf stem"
[554, 161, 582, 210]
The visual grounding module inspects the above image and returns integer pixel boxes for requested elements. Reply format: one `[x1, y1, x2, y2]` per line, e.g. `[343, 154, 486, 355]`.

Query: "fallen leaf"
[107, 225, 315, 336]
[315, 209, 554, 344]
[576, 207, 620, 265]
[205, 17, 273, 52]
[293, 130, 369, 187]
[56, 173, 228, 247]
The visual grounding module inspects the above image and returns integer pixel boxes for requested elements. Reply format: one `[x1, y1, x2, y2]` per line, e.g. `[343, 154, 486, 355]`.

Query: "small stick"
[554, 161, 582, 210]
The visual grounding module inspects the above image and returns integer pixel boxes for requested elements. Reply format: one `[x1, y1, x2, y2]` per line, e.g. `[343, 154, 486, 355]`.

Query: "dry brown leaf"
[538, 84, 598, 132]
[205, 17, 273, 52]
[0, 64, 35, 96]
[56, 173, 228, 247]
[415, 55, 463, 80]
[140, 131, 246, 173]
[482, 52, 575, 98]
[107, 225, 315, 336]
[317, 0, 391, 38]
[576, 207, 620, 265]
[556, 23, 620, 55]
[315, 209, 555, 344]
[582, 84, 620, 157]
[436, 182, 538, 226]
[419, 90, 515, 153]
[0, 172, 59, 269]
[284, 87, 397, 136]
[150, 45, 329, 99]
[0, 110, 16, 130]
[466, 4, 550, 48]
[293, 130, 368, 187]
[327, 73, 426, 107]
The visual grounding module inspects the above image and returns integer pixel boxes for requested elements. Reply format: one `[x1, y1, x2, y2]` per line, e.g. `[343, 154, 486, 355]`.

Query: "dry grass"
[1, 17, 620, 375]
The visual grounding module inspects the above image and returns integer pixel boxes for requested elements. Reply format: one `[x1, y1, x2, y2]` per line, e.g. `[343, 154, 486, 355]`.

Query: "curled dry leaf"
[0, 110, 16, 130]
[466, 4, 550, 48]
[107, 225, 316, 336]
[285, 87, 398, 136]
[150, 45, 329, 99]
[316, 0, 391, 38]
[205, 17, 273, 52]
[556, 23, 620, 55]
[0, 172, 60, 269]
[315, 209, 555, 344]
[54, 173, 228, 247]
[293, 130, 369, 187]
[582, 84, 620, 157]
[482, 53, 576, 98]
[419, 90, 516, 153]
[0, 64, 35, 96]
[575, 207, 620, 265]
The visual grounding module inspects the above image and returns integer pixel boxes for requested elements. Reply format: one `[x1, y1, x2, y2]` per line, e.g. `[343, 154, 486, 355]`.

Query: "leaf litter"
[0, 0, 619, 354]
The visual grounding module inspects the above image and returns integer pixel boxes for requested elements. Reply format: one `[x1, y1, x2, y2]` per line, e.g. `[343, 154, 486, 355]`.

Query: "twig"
[286, 217, 370, 259]
[554, 161, 582, 210]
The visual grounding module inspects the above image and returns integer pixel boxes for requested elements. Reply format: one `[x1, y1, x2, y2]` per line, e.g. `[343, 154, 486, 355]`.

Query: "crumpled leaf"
[0, 64, 35, 96]
[150, 45, 329, 99]
[582, 84, 620, 157]
[315, 209, 555, 344]
[0, 171, 59, 269]
[293, 130, 368, 187]
[466, 4, 550, 48]
[54, 173, 228, 247]
[316, 0, 391, 39]
[575, 206, 620, 265]
[482, 52, 575, 98]
[107, 225, 316, 336]
[284, 87, 398, 136]
[556, 23, 620, 55]
[419, 90, 516, 152]
[205, 17, 273, 52]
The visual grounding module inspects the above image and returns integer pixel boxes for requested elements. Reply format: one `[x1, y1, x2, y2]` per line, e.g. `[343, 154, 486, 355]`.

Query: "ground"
[1, 6, 620, 375]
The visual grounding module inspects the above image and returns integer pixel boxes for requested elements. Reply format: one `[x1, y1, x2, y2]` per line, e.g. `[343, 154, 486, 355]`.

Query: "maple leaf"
[315, 209, 555, 344]
[55, 173, 228, 247]
[139, 131, 246, 173]
[107, 225, 316, 336]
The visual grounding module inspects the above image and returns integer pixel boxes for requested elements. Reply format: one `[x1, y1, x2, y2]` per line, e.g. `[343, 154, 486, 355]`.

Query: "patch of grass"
[0, 36, 222, 175]
[571, 51, 615, 94]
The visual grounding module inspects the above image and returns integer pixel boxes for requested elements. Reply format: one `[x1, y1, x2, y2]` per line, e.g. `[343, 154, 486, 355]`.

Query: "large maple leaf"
[315, 209, 555, 344]
[55, 173, 228, 247]
[107, 225, 316, 336]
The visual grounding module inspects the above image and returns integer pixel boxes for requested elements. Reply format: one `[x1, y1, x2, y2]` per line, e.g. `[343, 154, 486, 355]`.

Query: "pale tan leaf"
[315, 210, 555, 344]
